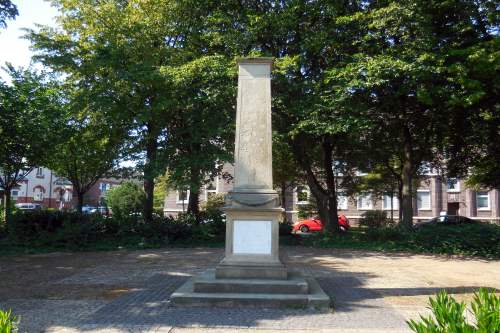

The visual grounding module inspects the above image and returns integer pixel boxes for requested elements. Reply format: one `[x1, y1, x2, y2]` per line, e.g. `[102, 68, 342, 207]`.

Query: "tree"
[324, 0, 499, 228]
[26, 0, 194, 222]
[45, 108, 123, 214]
[0, 0, 17, 29]
[164, 56, 235, 220]
[106, 181, 145, 218]
[153, 172, 169, 211]
[27, 0, 238, 223]
[193, 1, 373, 232]
[0, 65, 63, 222]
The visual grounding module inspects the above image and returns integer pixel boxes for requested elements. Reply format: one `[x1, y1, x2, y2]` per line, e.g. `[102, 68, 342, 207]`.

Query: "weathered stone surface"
[233, 58, 274, 191]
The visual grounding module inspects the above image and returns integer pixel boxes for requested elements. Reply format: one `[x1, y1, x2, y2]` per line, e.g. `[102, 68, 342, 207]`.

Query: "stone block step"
[170, 270, 331, 309]
[193, 269, 308, 294]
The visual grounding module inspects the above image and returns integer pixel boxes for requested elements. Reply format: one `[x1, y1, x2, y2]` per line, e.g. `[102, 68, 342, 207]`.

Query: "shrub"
[279, 221, 293, 236]
[407, 288, 500, 333]
[410, 223, 500, 258]
[359, 210, 391, 230]
[0, 309, 18, 333]
[201, 193, 225, 215]
[106, 182, 145, 218]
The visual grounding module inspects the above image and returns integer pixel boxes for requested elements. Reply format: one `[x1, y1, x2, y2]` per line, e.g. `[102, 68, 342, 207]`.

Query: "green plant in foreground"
[0, 309, 19, 333]
[407, 288, 499, 333]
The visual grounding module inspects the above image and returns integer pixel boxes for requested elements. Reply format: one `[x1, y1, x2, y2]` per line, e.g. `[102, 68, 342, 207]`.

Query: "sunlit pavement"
[1, 247, 498, 332]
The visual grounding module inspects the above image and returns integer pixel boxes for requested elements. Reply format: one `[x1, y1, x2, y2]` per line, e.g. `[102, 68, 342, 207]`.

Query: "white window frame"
[446, 178, 460, 193]
[383, 194, 399, 210]
[357, 194, 373, 210]
[36, 167, 43, 177]
[177, 189, 190, 204]
[337, 193, 348, 210]
[476, 191, 490, 211]
[417, 190, 431, 210]
[296, 186, 309, 205]
[205, 177, 219, 201]
[11, 189, 19, 197]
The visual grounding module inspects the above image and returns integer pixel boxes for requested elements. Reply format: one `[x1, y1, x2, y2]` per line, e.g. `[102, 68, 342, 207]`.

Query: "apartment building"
[163, 163, 500, 223]
[4, 168, 125, 210]
[8, 167, 73, 209]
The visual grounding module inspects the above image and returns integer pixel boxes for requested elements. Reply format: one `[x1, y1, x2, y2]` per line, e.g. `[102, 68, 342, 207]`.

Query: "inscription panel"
[233, 220, 272, 255]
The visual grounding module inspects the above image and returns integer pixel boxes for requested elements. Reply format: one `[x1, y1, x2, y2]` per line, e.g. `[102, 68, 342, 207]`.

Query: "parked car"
[414, 215, 478, 229]
[293, 215, 350, 233]
[14, 203, 42, 210]
[81, 205, 96, 214]
[90, 206, 109, 215]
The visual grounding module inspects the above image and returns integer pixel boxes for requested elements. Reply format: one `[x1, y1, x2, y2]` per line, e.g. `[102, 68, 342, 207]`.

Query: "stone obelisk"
[216, 57, 286, 279]
[170, 58, 329, 308]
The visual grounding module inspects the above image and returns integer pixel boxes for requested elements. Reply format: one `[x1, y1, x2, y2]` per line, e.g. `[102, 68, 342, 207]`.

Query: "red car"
[293, 215, 350, 233]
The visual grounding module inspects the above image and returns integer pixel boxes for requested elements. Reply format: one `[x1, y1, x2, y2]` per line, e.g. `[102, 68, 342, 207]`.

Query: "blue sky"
[0, 0, 58, 81]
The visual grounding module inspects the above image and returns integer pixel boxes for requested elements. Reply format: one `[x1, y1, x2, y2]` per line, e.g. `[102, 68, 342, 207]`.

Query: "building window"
[383, 194, 399, 210]
[357, 194, 372, 210]
[36, 167, 43, 177]
[476, 191, 490, 210]
[205, 177, 218, 201]
[99, 183, 111, 194]
[417, 190, 431, 210]
[64, 190, 72, 202]
[447, 178, 460, 192]
[337, 193, 348, 210]
[33, 188, 44, 202]
[297, 186, 309, 205]
[177, 189, 189, 204]
[11, 189, 19, 197]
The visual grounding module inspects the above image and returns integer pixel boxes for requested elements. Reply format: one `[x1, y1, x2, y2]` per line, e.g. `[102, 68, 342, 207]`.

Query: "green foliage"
[407, 288, 500, 333]
[2, 207, 227, 252]
[106, 182, 145, 219]
[359, 210, 392, 230]
[0, 66, 64, 222]
[304, 223, 500, 259]
[153, 173, 169, 210]
[0, 0, 18, 29]
[201, 193, 225, 216]
[0, 309, 18, 333]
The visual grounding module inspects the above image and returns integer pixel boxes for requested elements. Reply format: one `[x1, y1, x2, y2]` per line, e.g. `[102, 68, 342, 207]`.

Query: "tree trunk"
[322, 139, 339, 233]
[2, 190, 12, 224]
[76, 192, 84, 214]
[398, 181, 403, 222]
[187, 186, 200, 221]
[401, 128, 414, 229]
[281, 182, 288, 223]
[143, 123, 158, 223]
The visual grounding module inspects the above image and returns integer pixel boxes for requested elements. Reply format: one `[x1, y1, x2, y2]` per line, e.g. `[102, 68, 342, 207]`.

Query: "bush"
[279, 221, 293, 236]
[106, 182, 145, 218]
[410, 223, 500, 258]
[407, 288, 500, 333]
[359, 210, 392, 229]
[0, 309, 18, 333]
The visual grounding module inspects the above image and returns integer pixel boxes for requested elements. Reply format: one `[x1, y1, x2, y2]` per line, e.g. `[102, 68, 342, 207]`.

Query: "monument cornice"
[236, 57, 274, 65]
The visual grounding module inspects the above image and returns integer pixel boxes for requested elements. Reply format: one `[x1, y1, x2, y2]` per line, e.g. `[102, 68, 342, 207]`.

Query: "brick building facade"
[3, 167, 126, 210]
[163, 163, 500, 224]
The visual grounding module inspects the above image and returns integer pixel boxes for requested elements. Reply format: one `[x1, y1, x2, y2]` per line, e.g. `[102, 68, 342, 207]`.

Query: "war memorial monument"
[171, 58, 329, 308]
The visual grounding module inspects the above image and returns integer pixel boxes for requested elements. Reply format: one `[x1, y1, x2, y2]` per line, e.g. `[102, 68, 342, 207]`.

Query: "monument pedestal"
[170, 58, 330, 308]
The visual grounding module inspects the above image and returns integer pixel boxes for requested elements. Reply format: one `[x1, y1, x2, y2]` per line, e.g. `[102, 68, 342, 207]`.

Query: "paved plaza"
[1, 247, 498, 333]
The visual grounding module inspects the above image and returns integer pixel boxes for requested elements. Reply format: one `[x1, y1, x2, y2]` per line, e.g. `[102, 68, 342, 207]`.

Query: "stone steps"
[170, 269, 330, 309]
[193, 270, 309, 294]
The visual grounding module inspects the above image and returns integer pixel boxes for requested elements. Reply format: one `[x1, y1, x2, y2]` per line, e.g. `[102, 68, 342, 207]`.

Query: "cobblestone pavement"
[1, 247, 498, 333]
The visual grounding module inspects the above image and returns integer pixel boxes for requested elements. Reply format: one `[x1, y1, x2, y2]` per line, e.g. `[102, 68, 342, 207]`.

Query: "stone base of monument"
[170, 269, 330, 308]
